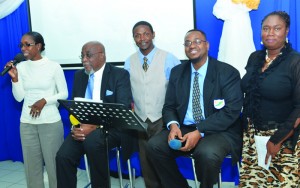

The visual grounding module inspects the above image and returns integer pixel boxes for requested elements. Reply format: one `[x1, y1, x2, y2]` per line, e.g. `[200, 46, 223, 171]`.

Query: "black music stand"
[58, 99, 146, 188]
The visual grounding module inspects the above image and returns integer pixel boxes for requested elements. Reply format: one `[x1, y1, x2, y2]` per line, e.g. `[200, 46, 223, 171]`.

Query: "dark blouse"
[241, 43, 300, 148]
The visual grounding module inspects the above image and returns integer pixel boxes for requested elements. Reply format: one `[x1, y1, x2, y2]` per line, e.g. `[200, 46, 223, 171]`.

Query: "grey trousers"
[138, 118, 164, 188]
[20, 120, 64, 188]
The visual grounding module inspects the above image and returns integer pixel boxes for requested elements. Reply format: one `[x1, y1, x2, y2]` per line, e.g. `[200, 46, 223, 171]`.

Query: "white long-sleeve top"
[12, 57, 68, 124]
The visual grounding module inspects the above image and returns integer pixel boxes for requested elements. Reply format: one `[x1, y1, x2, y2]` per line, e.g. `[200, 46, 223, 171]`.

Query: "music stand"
[58, 99, 146, 188]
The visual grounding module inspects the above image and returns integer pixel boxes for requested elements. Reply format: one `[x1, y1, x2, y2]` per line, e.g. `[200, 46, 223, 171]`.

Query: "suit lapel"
[80, 70, 89, 98]
[181, 62, 192, 113]
[100, 64, 111, 101]
[203, 58, 215, 115]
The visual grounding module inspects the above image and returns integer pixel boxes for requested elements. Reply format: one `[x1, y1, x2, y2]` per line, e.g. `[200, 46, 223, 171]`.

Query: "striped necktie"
[192, 72, 204, 123]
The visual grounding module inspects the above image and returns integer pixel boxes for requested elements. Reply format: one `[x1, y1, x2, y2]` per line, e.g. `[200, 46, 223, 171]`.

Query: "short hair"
[132, 21, 154, 36]
[261, 11, 290, 29]
[186, 29, 207, 40]
[24, 31, 46, 52]
[87, 41, 106, 54]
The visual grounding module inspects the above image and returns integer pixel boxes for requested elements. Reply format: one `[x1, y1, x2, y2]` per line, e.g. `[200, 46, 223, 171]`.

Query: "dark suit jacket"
[163, 57, 243, 162]
[72, 63, 138, 160]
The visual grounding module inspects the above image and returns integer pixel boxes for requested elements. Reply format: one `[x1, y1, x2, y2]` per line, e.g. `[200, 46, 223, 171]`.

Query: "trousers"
[138, 118, 164, 188]
[56, 128, 121, 188]
[146, 127, 231, 188]
[21, 120, 64, 188]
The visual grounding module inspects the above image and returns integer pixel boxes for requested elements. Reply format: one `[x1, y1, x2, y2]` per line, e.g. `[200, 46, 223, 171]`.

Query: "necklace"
[265, 50, 282, 69]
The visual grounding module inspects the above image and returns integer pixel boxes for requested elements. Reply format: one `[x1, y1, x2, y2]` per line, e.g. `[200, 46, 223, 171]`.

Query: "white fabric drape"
[213, 0, 257, 76]
[0, 0, 24, 19]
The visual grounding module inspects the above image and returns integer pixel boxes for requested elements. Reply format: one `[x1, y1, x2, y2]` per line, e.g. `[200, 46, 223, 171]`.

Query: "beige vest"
[130, 49, 168, 122]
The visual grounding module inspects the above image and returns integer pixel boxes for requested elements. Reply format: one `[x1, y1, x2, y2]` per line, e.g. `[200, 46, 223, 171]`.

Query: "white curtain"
[0, 0, 24, 19]
[213, 0, 258, 76]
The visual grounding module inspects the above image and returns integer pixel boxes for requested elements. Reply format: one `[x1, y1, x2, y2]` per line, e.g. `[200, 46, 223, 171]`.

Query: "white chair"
[84, 147, 135, 188]
[189, 153, 199, 188]
[218, 155, 240, 188]
[189, 154, 240, 188]
[115, 147, 135, 188]
[84, 154, 91, 186]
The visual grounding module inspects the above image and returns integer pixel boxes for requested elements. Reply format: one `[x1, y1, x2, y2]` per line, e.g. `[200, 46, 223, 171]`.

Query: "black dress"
[239, 43, 300, 187]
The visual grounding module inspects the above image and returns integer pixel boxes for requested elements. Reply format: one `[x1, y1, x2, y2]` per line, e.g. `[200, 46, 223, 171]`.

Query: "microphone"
[1, 53, 25, 76]
[169, 138, 185, 150]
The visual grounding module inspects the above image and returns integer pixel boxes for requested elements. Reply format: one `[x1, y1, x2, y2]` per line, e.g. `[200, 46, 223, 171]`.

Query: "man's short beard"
[84, 68, 95, 75]
[83, 62, 95, 75]
[190, 56, 201, 64]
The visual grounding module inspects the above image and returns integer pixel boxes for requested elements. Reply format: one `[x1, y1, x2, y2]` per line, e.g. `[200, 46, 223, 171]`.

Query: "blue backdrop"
[0, 0, 299, 183]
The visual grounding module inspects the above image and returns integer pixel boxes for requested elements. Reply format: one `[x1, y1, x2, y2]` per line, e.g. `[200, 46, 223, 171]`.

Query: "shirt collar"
[191, 57, 208, 76]
[138, 46, 157, 64]
[94, 63, 106, 77]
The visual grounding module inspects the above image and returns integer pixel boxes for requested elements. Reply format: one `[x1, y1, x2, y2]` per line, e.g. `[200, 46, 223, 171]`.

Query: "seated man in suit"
[56, 41, 137, 188]
[146, 29, 243, 188]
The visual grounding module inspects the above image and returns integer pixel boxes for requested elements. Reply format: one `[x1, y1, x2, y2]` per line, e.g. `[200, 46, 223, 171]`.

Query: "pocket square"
[106, 90, 113, 96]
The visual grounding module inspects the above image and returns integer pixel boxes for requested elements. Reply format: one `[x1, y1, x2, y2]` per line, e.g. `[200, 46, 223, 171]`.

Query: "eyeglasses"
[184, 39, 206, 47]
[79, 52, 103, 60]
[18, 43, 36, 48]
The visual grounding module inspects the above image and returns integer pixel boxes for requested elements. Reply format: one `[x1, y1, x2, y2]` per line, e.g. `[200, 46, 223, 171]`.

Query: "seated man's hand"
[72, 124, 97, 141]
[168, 123, 183, 142]
[180, 130, 201, 152]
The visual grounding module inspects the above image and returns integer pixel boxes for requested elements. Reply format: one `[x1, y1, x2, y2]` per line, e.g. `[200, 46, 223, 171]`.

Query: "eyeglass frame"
[79, 52, 103, 60]
[183, 39, 207, 47]
[18, 43, 36, 48]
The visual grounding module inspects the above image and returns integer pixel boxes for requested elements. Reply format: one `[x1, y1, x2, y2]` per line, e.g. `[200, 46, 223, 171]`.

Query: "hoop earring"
[286, 37, 289, 43]
[260, 41, 263, 45]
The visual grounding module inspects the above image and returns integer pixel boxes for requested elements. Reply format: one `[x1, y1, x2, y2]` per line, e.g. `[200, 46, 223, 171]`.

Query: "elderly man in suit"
[56, 41, 137, 188]
[146, 29, 243, 188]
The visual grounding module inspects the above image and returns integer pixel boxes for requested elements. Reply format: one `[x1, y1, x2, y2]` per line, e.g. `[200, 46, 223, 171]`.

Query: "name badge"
[214, 99, 225, 109]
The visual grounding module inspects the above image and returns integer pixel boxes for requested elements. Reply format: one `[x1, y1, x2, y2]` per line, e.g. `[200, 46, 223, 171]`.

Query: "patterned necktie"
[192, 72, 204, 123]
[85, 73, 94, 99]
[143, 57, 149, 72]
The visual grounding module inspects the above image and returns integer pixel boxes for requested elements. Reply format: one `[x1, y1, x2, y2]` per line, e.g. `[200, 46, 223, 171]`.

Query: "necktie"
[143, 57, 148, 72]
[85, 73, 94, 99]
[192, 72, 204, 123]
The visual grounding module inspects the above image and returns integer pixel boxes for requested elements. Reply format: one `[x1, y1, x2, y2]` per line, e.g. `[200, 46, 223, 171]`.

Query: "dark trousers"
[138, 118, 164, 188]
[146, 127, 231, 188]
[56, 128, 121, 188]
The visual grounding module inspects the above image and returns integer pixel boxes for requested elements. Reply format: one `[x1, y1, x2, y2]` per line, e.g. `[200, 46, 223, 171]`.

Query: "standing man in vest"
[124, 21, 181, 188]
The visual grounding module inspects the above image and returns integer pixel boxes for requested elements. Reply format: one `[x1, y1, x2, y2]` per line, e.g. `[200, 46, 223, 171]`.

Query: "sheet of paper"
[74, 97, 102, 103]
[254, 135, 272, 170]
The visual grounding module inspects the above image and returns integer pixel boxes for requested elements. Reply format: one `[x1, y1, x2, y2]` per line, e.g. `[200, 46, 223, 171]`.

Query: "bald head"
[83, 41, 106, 53]
[81, 41, 106, 72]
